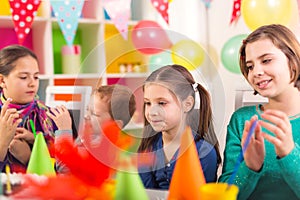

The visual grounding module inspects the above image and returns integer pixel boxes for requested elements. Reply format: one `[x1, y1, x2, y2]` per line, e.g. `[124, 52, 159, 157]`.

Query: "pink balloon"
[131, 20, 172, 54]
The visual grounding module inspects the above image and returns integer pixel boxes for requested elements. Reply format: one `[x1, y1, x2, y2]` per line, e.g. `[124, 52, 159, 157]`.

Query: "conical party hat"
[27, 133, 56, 176]
[115, 156, 149, 200]
[168, 126, 206, 200]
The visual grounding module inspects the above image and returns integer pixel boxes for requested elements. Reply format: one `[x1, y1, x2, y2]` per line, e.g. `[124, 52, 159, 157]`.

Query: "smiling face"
[0, 55, 39, 104]
[245, 38, 295, 99]
[144, 83, 185, 135]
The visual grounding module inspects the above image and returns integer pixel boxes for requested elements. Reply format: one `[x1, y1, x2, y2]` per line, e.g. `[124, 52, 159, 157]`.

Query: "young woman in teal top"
[219, 24, 300, 200]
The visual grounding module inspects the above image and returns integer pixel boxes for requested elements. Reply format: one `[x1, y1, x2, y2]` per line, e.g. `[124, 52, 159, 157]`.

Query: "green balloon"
[149, 51, 173, 72]
[221, 34, 248, 74]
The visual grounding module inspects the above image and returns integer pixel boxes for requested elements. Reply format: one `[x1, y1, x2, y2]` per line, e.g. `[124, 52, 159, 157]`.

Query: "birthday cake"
[0, 172, 48, 198]
[1, 172, 24, 196]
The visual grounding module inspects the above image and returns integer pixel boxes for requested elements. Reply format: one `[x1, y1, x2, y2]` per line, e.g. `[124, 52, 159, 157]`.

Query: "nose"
[148, 105, 158, 116]
[28, 76, 37, 87]
[148, 104, 164, 117]
[252, 64, 264, 76]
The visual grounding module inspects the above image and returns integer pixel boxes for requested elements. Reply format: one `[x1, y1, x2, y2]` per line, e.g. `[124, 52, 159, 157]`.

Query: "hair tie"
[192, 83, 200, 109]
[192, 83, 198, 92]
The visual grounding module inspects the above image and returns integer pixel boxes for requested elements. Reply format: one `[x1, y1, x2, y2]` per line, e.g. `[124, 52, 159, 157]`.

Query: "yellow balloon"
[241, 0, 294, 31]
[171, 40, 205, 70]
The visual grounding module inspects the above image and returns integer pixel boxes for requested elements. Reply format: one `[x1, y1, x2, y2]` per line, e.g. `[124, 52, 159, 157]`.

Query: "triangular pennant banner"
[201, 0, 213, 8]
[230, 0, 241, 24]
[50, 0, 84, 46]
[9, 0, 41, 45]
[168, 126, 206, 199]
[150, 0, 169, 24]
[27, 133, 56, 176]
[102, 0, 131, 40]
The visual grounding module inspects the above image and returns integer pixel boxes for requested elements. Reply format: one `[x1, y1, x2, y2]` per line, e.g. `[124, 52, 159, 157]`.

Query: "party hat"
[168, 126, 205, 200]
[27, 133, 56, 176]
[115, 155, 149, 200]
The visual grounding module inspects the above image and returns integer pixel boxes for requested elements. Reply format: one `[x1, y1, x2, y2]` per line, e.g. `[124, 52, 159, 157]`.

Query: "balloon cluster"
[131, 20, 205, 71]
[222, 0, 296, 74]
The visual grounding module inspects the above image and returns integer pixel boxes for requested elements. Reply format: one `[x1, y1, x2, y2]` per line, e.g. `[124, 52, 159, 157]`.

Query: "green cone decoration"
[26, 133, 56, 176]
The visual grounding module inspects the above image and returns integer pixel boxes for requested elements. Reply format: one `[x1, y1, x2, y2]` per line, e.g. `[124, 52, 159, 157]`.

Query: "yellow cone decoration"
[168, 126, 206, 200]
[27, 133, 56, 176]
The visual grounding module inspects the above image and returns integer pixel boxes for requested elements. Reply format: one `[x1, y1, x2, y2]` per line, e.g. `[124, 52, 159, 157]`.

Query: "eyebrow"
[18, 72, 39, 75]
[246, 53, 273, 64]
[143, 97, 168, 101]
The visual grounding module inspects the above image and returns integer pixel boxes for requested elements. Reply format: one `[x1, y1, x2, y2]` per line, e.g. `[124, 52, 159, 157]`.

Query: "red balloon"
[131, 20, 172, 54]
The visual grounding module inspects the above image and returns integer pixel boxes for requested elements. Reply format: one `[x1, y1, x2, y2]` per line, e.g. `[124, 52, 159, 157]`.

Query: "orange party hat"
[168, 126, 206, 200]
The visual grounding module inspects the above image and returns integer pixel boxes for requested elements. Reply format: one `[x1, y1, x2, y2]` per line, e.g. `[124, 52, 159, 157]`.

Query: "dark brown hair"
[0, 45, 38, 76]
[138, 64, 221, 164]
[240, 24, 300, 93]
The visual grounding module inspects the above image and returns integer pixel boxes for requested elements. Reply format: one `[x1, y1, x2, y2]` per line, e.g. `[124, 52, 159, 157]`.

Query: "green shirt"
[219, 105, 300, 200]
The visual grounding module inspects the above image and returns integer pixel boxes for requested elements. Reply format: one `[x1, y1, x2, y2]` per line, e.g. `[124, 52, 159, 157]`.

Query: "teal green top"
[219, 105, 300, 200]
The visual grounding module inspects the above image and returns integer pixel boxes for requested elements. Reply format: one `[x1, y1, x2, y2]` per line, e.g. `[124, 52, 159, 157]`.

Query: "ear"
[0, 75, 5, 88]
[115, 120, 124, 129]
[183, 95, 194, 113]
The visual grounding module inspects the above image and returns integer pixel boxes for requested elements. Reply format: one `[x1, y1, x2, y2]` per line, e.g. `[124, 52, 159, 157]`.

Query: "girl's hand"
[242, 115, 265, 171]
[260, 109, 294, 158]
[46, 105, 72, 130]
[14, 127, 35, 144]
[0, 99, 22, 146]
[9, 139, 31, 165]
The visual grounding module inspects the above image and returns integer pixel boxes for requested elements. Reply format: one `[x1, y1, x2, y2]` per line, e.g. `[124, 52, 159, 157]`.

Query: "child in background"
[49, 84, 136, 173]
[0, 45, 57, 172]
[138, 64, 221, 189]
[218, 24, 300, 200]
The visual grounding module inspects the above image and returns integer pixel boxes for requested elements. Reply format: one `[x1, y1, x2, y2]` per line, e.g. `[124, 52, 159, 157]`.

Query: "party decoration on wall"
[221, 34, 248, 74]
[171, 39, 205, 70]
[149, 50, 173, 72]
[201, 0, 213, 8]
[150, 0, 169, 24]
[9, 0, 41, 45]
[131, 20, 172, 55]
[50, 0, 84, 46]
[168, 126, 206, 199]
[230, 0, 241, 24]
[241, 0, 293, 31]
[26, 133, 56, 176]
[103, 0, 132, 40]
